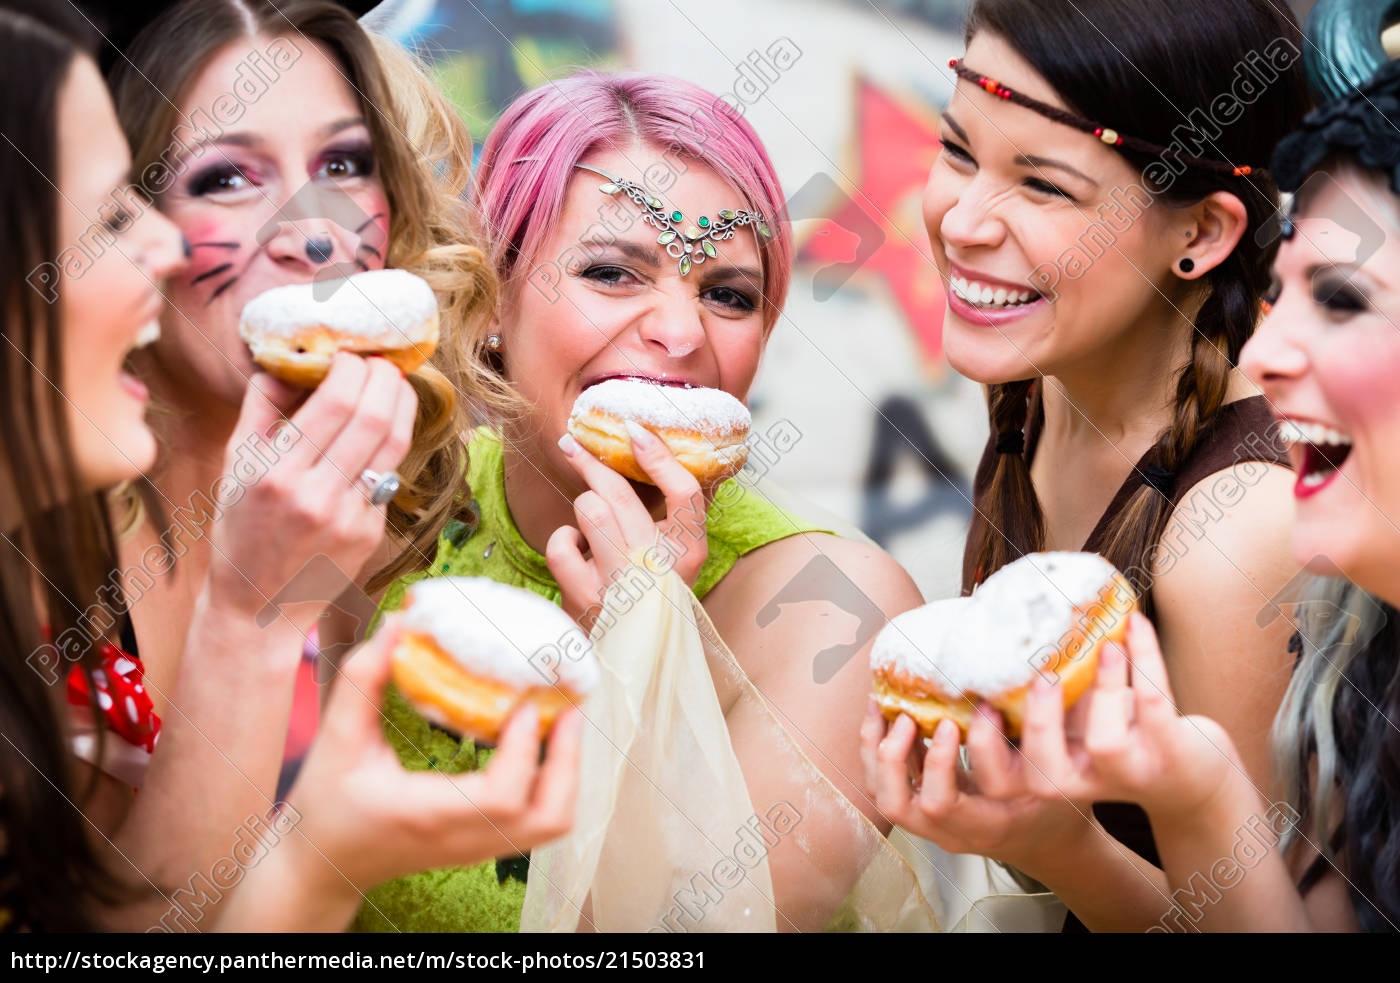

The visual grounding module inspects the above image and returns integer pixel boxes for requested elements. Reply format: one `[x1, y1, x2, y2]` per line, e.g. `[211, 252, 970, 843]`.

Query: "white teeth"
[1300, 471, 1328, 488]
[1278, 420, 1352, 447]
[949, 276, 1039, 309]
[133, 318, 160, 349]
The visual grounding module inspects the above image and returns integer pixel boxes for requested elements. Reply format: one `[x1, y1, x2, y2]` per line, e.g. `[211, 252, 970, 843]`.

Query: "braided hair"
[959, 0, 1310, 611]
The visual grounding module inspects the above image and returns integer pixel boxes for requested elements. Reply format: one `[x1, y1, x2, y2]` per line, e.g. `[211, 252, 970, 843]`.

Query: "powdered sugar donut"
[390, 577, 598, 742]
[240, 269, 439, 387]
[871, 552, 1136, 738]
[567, 377, 750, 486]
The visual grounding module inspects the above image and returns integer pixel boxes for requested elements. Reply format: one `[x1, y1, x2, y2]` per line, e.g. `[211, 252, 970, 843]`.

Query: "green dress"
[351, 428, 832, 933]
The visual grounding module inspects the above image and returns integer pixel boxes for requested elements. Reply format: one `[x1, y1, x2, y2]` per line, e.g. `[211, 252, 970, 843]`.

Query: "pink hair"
[472, 70, 793, 329]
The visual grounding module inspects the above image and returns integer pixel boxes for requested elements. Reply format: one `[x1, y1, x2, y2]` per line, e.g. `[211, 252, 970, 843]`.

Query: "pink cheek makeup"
[178, 219, 249, 305]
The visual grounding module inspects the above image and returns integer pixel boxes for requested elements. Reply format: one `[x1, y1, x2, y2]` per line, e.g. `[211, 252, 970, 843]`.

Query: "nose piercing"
[181, 235, 192, 260]
[306, 237, 334, 264]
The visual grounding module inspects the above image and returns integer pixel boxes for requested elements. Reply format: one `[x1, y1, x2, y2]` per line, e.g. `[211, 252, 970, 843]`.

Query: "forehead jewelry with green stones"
[573, 162, 772, 276]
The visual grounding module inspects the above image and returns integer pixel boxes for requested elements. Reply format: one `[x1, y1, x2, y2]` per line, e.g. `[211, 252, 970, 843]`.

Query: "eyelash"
[188, 163, 253, 197]
[186, 144, 375, 197]
[581, 265, 759, 312]
[317, 145, 374, 180]
[1313, 277, 1367, 315]
[939, 138, 1077, 201]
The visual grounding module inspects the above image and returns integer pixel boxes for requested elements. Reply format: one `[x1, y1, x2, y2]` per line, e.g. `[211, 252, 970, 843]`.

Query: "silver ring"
[360, 468, 401, 507]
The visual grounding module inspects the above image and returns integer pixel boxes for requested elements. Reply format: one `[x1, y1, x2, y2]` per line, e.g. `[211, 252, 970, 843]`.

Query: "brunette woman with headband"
[863, 0, 1311, 931]
[965, 53, 1400, 929]
[0, 0, 580, 931]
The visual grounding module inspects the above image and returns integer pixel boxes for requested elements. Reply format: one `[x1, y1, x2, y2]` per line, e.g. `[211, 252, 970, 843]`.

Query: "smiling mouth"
[947, 275, 1043, 309]
[1279, 420, 1353, 492]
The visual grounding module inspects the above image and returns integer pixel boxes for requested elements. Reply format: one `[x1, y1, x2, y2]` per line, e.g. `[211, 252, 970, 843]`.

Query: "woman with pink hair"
[350, 71, 927, 933]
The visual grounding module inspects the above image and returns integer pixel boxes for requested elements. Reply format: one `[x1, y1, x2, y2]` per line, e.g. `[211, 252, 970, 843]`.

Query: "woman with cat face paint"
[0, 0, 580, 932]
[65, 0, 512, 899]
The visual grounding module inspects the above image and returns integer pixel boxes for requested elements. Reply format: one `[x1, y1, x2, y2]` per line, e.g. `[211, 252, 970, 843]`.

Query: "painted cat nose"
[305, 237, 334, 264]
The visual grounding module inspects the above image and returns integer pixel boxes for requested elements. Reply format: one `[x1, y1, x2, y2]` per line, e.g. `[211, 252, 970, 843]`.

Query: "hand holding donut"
[1012, 612, 1246, 823]
[224, 617, 583, 930]
[202, 352, 417, 633]
[546, 423, 711, 631]
[860, 700, 1096, 867]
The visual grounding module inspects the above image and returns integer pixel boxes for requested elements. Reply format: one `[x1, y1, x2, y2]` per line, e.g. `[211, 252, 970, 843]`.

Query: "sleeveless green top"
[350, 428, 832, 933]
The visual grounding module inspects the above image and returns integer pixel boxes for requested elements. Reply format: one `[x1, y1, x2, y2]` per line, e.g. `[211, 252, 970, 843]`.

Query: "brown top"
[970, 394, 1291, 931]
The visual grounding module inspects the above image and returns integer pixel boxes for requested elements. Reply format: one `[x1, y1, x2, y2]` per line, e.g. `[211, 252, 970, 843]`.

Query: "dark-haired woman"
[862, 0, 1310, 931]
[0, 0, 579, 931]
[928, 56, 1400, 928]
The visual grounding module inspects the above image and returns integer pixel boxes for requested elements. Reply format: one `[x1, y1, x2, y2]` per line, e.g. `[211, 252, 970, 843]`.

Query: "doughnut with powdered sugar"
[567, 377, 750, 486]
[871, 552, 1136, 739]
[390, 577, 598, 743]
[239, 269, 439, 387]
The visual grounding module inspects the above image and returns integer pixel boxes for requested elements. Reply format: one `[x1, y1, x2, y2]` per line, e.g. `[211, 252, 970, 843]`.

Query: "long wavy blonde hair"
[108, 0, 509, 591]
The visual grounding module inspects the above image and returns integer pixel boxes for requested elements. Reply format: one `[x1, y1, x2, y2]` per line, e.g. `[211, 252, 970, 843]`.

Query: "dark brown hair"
[0, 1, 131, 930]
[960, 0, 1310, 608]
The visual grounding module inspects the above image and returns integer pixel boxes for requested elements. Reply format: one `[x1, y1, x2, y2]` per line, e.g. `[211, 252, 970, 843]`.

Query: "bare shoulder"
[711, 532, 922, 612]
[703, 532, 923, 687]
[1154, 462, 1296, 610]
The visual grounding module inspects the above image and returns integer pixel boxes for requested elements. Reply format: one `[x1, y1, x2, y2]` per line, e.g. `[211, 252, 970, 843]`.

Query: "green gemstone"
[648, 197, 662, 208]
[719, 209, 736, 220]
[698, 215, 710, 228]
[657, 230, 677, 244]
[598, 182, 619, 193]
[758, 223, 772, 238]
[701, 240, 717, 258]
[679, 255, 692, 275]
[671, 210, 683, 222]
[684, 225, 701, 240]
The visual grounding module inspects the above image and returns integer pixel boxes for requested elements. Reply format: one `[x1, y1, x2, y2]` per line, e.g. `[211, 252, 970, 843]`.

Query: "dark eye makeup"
[187, 162, 253, 197]
[317, 141, 375, 180]
[577, 263, 759, 313]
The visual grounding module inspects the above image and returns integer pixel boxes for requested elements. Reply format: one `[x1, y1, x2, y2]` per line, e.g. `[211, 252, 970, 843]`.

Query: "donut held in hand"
[871, 552, 1136, 739]
[567, 377, 750, 487]
[390, 577, 598, 743]
[240, 269, 439, 387]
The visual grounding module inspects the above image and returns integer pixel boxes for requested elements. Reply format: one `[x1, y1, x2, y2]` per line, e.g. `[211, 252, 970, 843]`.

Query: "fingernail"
[624, 420, 656, 448]
[558, 433, 580, 455]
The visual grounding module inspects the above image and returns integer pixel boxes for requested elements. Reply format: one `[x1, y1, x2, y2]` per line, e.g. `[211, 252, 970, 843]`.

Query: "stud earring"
[1178, 258, 1195, 274]
[486, 333, 502, 352]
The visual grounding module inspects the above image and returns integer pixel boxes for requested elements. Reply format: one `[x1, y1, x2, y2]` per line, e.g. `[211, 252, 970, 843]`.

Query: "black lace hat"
[1270, 56, 1400, 196]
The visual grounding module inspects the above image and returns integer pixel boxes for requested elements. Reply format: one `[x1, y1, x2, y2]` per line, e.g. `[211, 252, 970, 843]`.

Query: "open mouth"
[584, 373, 698, 391]
[1278, 420, 1353, 495]
[948, 275, 1043, 310]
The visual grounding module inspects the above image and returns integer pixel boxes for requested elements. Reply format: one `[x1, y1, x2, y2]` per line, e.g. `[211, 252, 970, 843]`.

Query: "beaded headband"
[573, 163, 772, 276]
[948, 59, 1263, 181]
